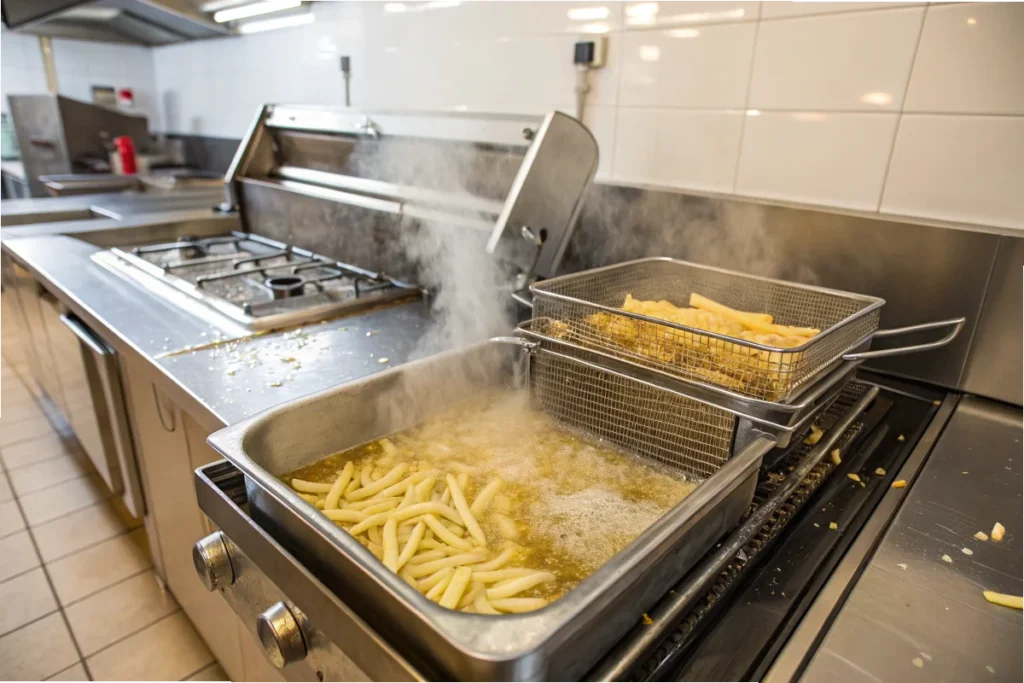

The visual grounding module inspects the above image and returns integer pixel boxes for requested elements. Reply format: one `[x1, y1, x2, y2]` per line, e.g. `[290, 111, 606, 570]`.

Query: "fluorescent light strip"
[214, 0, 302, 23]
[238, 12, 315, 33]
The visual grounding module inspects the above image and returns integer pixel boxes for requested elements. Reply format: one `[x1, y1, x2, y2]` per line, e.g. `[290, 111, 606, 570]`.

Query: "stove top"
[93, 232, 422, 331]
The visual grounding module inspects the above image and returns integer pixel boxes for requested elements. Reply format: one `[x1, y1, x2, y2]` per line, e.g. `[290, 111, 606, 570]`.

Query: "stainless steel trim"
[223, 105, 271, 210]
[588, 384, 881, 682]
[762, 393, 959, 683]
[842, 318, 966, 360]
[58, 313, 107, 356]
[193, 463, 424, 681]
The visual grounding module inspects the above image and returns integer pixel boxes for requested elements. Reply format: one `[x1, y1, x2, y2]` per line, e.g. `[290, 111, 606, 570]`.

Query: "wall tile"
[612, 108, 744, 192]
[735, 111, 899, 211]
[623, 1, 759, 28]
[904, 3, 1024, 115]
[881, 115, 1024, 229]
[748, 7, 925, 111]
[619, 22, 756, 108]
[761, 2, 923, 20]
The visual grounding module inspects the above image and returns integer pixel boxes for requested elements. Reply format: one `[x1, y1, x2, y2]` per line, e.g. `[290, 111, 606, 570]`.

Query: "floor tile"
[187, 662, 228, 681]
[0, 413, 56, 448]
[66, 570, 179, 656]
[0, 529, 41, 583]
[0, 567, 59, 636]
[8, 453, 93, 497]
[0, 432, 79, 470]
[0, 612, 81, 681]
[0, 472, 12, 503]
[48, 528, 151, 606]
[0, 499, 26, 537]
[47, 662, 89, 681]
[0, 393, 42, 420]
[86, 612, 213, 681]
[32, 500, 129, 563]
[20, 473, 109, 527]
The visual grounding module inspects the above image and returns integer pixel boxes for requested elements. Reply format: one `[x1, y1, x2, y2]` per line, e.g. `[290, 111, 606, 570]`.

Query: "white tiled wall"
[4, 2, 1023, 229]
[1, 31, 159, 124]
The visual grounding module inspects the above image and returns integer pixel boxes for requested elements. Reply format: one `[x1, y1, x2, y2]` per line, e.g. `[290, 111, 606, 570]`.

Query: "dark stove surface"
[594, 372, 946, 682]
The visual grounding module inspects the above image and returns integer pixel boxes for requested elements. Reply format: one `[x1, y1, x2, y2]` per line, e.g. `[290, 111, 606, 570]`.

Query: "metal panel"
[567, 184, 1001, 389]
[961, 236, 1024, 406]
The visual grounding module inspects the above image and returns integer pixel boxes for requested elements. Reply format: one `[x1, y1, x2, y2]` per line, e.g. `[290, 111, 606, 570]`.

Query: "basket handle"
[842, 317, 965, 360]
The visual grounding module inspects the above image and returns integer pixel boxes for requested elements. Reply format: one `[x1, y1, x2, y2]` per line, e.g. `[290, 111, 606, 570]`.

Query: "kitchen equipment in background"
[115, 134, 138, 174]
[7, 93, 149, 196]
[92, 85, 117, 107]
[1, 113, 20, 160]
[0, 0, 231, 46]
[94, 231, 423, 330]
[199, 338, 774, 680]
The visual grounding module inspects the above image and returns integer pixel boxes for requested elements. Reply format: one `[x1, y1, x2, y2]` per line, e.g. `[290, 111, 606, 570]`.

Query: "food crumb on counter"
[366, 330, 380, 336]
[912, 657, 924, 668]
[892, 480, 907, 488]
[962, 471, 969, 475]
[986, 665, 996, 674]
[226, 369, 235, 376]
[642, 613, 654, 625]
[830, 449, 842, 465]
[991, 522, 1005, 542]
[961, 547, 973, 556]
[804, 425, 824, 445]
[379, 357, 390, 364]
[875, 467, 886, 476]
[281, 356, 296, 362]
[829, 522, 838, 530]
[269, 381, 283, 387]
[933, 400, 941, 406]
[847, 473, 861, 483]
[974, 531, 989, 542]
[897, 563, 908, 570]
[897, 434, 905, 441]
[813, 522, 820, 528]
[941, 554, 953, 563]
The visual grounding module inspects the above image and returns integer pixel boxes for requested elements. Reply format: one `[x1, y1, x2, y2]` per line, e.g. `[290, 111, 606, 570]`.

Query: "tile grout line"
[876, 3, 930, 212]
[82, 608, 184, 661]
[179, 659, 220, 682]
[44, 661, 90, 682]
[39, 524, 141, 565]
[0, 561, 45, 588]
[0, 606, 62, 640]
[60, 565, 153, 610]
[730, 16, 761, 193]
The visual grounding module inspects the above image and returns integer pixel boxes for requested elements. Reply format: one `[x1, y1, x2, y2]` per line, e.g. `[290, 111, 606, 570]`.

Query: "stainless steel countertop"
[1, 187, 223, 224]
[2, 228, 434, 431]
[801, 395, 1022, 682]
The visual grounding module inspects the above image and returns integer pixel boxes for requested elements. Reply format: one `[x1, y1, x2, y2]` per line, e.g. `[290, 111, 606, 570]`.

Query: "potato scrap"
[875, 467, 886, 476]
[982, 591, 1023, 610]
[991, 522, 1005, 542]
[974, 531, 989, 542]
[847, 473, 861, 483]
[830, 449, 842, 466]
[892, 480, 907, 489]
[804, 425, 824, 446]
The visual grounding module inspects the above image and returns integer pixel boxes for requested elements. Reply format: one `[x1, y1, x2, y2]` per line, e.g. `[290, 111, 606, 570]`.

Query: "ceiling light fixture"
[214, 0, 302, 24]
[238, 11, 314, 33]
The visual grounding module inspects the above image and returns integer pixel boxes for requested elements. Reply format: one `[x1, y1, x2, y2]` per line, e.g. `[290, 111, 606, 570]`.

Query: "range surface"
[93, 231, 422, 330]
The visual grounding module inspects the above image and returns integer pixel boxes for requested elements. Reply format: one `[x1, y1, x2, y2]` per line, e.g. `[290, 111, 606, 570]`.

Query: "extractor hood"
[1, 0, 232, 46]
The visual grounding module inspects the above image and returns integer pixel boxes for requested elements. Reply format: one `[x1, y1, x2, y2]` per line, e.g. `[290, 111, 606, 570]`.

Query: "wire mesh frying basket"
[530, 258, 884, 403]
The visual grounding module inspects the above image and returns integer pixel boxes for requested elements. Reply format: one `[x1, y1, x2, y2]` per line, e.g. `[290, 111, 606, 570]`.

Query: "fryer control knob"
[257, 602, 307, 669]
[193, 532, 234, 591]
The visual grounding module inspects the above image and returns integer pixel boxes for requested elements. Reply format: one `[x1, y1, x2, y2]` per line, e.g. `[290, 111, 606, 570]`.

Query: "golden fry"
[486, 572, 556, 600]
[291, 478, 333, 494]
[474, 592, 500, 615]
[325, 462, 355, 510]
[396, 521, 427, 571]
[405, 551, 489, 579]
[382, 518, 399, 571]
[424, 568, 455, 601]
[440, 566, 473, 609]
[490, 597, 547, 613]
[322, 509, 367, 524]
[470, 547, 516, 573]
[470, 478, 503, 517]
[422, 515, 475, 551]
[346, 464, 409, 501]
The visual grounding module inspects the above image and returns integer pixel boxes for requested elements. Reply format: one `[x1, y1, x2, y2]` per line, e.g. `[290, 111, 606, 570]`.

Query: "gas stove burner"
[265, 275, 306, 299]
[96, 231, 422, 331]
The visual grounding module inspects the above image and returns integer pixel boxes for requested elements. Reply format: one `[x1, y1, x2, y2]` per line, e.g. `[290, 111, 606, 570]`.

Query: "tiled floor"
[1, 350, 227, 681]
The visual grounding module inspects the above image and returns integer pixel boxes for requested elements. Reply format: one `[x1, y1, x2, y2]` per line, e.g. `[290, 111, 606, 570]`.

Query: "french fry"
[472, 568, 536, 584]
[458, 581, 486, 609]
[360, 466, 374, 489]
[405, 551, 489, 579]
[322, 509, 368, 524]
[398, 484, 417, 511]
[346, 464, 409, 501]
[373, 471, 437, 500]
[440, 567, 473, 609]
[425, 568, 455, 601]
[422, 515, 475, 551]
[406, 549, 448, 565]
[417, 567, 452, 593]
[349, 510, 395, 536]
[297, 493, 319, 505]
[397, 521, 427, 571]
[415, 476, 436, 503]
[325, 462, 355, 510]
[491, 597, 547, 613]
[471, 547, 516, 573]
[291, 478, 333, 494]
[474, 592, 500, 615]
[447, 474, 487, 547]
[345, 497, 401, 512]
[390, 502, 464, 526]
[382, 518, 399, 571]
[470, 478, 503, 517]
[398, 568, 419, 590]
[689, 293, 772, 326]
[486, 572, 556, 600]
[367, 525, 382, 545]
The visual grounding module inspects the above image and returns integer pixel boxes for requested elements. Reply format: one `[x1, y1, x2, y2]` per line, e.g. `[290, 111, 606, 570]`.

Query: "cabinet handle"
[152, 385, 177, 432]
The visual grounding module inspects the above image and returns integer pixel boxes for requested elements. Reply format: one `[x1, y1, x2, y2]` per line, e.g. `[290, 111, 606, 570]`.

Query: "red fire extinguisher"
[114, 135, 137, 175]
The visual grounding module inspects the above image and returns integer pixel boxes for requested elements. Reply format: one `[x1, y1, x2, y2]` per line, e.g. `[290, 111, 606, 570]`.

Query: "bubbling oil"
[284, 390, 699, 601]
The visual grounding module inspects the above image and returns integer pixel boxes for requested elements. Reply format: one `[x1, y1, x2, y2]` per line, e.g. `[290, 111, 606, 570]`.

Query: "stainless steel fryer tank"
[206, 340, 774, 680]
